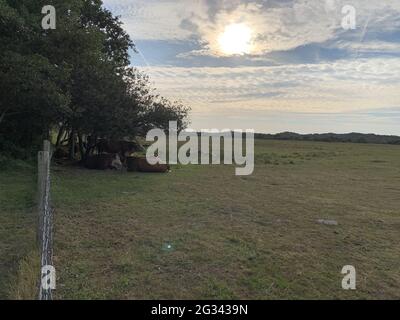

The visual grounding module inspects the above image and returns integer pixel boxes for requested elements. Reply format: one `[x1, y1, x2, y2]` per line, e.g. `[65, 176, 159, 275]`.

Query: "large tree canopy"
[0, 0, 189, 159]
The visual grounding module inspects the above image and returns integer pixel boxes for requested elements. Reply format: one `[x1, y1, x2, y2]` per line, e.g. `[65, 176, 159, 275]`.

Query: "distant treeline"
[255, 132, 400, 145]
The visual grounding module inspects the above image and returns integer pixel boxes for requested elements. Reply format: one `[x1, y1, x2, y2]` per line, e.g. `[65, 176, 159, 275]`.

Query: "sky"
[103, 0, 400, 135]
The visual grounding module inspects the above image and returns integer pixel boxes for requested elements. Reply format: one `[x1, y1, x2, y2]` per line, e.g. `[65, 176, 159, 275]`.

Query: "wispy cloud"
[103, 0, 400, 134]
[142, 57, 400, 113]
[105, 0, 400, 57]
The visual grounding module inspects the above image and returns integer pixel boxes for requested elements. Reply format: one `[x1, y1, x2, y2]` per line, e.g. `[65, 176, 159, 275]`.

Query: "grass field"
[1, 139, 400, 299]
[0, 161, 38, 299]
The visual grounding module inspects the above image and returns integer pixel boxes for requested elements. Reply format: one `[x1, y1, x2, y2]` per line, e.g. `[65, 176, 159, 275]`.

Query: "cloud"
[103, 0, 205, 41]
[190, 1, 338, 56]
[104, 0, 400, 59]
[334, 40, 400, 55]
[184, 0, 400, 57]
[140, 57, 400, 113]
[102, 0, 400, 134]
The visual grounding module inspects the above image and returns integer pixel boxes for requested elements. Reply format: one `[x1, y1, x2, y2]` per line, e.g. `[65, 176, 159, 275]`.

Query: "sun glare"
[218, 23, 253, 55]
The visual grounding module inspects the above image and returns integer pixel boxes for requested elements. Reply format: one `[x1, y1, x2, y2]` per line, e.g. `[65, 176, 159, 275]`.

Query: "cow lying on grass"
[85, 154, 123, 170]
[127, 157, 170, 173]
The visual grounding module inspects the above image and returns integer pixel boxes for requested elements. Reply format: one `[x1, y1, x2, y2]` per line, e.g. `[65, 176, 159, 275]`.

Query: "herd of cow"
[55, 139, 169, 173]
[84, 139, 141, 170]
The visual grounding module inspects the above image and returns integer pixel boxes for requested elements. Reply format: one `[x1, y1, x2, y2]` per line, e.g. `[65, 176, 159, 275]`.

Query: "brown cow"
[127, 156, 170, 173]
[85, 154, 123, 170]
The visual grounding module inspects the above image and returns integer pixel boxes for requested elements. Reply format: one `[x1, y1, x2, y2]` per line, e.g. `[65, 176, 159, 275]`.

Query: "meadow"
[0, 160, 38, 299]
[1, 139, 399, 299]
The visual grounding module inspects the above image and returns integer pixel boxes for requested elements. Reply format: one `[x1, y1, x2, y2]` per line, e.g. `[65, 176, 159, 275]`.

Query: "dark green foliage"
[0, 0, 190, 159]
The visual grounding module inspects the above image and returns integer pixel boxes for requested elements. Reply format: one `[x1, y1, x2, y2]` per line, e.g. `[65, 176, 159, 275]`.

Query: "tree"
[0, 0, 190, 160]
[0, 0, 70, 155]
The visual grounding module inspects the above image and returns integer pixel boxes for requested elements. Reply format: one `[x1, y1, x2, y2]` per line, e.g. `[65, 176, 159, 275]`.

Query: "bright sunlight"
[218, 23, 253, 55]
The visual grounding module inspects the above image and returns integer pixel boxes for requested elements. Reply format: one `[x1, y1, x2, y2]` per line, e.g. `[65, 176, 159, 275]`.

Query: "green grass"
[1, 140, 400, 299]
[50, 140, 400, 299]
[0, 162, 39, 299]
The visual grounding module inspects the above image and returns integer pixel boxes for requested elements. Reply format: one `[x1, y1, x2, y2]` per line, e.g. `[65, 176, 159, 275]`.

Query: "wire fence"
[37, 140, 54, 300]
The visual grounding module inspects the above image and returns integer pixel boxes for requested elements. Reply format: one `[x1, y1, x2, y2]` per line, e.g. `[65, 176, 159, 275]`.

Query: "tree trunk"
[77, 132, 85, 162]
[56, 125, 65, 148]
[85, 134, 96, 159]
[68, 130, 76, 160]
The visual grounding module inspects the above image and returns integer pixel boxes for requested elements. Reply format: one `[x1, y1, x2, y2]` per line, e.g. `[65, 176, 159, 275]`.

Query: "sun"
[218, 23, 253, 55]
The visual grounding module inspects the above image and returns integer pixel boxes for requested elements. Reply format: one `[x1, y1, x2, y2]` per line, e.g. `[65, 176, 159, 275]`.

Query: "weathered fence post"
[37, 140, 54, 300]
